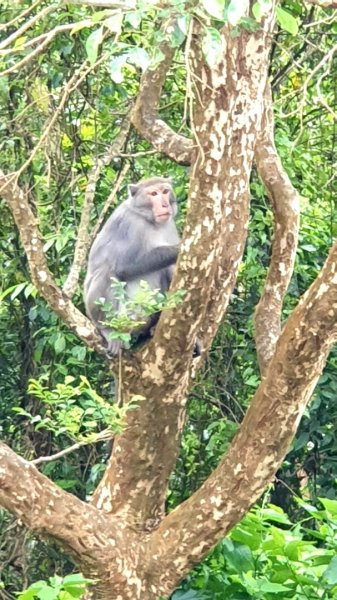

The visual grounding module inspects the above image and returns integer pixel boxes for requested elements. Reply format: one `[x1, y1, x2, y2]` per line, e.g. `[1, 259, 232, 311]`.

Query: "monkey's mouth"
[156, 212, 171, 219]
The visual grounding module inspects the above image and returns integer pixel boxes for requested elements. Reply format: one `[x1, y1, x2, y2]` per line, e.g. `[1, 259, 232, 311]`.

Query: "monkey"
[84, 177, 180, 356]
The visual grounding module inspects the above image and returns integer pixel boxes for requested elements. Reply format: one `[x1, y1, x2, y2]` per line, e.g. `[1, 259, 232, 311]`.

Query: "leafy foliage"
[16, 375, 138, 442]
[97, 278, 185, 347]
[17, 574, 94, 600]
[173, 501, 337, 599]
[1, 0, 337, 597]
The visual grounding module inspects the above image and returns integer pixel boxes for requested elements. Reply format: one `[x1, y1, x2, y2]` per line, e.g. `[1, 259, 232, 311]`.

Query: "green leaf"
[0, 282, 27, 301]
[259, 581, 291, 592]
[202, 27, 222, 67]
[171, 591, 203, 599]
[63, 574, 94, 585]
[276, 7, 298, 35]
[227, 0, 248, 26]
[85, 27, 103, 64]
[223, 539, 254, 573]
[124, 11, 142, 28]
[149, 48, 165, 69]
[170, 21, 187, 48]
[70, 19, 92, 35]
[200, 0, 225, 20]
[17, 589, 39, 600]
[10, 282, 27, 300]
[108, 55, 127, 83]
[252, 0, 272, 22]
[37, 587, 59, 600]
[54, 334, 66, 354]
[127, 47, 150, 71]
[71, 346, 87, 361]
[323, 556, 337, 584]
[177, 15, 191, 36]
[104, 13, 123, 34]
[319, 497, 337, 515]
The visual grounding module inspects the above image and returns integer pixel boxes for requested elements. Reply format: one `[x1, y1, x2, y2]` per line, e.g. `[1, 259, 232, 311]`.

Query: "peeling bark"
[147, 238, 337, 596]
[3, 3, 337, 600]
[2, 238, 337, 600]
[254, 83, 300, 374]
[130, 37, 193, 165]
[0, 171, 105, 354]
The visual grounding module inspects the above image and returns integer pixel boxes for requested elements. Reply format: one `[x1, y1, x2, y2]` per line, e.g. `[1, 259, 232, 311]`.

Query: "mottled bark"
[93, 12, 276, 525]
[194, 13, 276, 351]
[2, 3, 336, 600]
[2, 238, 337, 600]
[0, 171, 104, 354]
[147, 237, 337, 596]
[130, 37, 193, 164]
[254, 83, 300, 374]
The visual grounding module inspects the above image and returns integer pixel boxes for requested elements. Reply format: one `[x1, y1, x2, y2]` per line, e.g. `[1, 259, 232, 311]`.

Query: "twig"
[130, 24, 193, 165]
[118, 149, 157, 158]
[303, 10, 337, 27]
[62, 125, 131, 298]
[0, 23, 82, 74]
[70, 0, 135, 6]
[31, 429, 114, 465]
[0, 0, 43, 32]
[304, 0, 337, 7]
[0, 22, 86, 56]
[0, 4, 57, 50]
[0, 170, 105, 354]
[89, 162, 130, 243]
[12, 55, 105, 183]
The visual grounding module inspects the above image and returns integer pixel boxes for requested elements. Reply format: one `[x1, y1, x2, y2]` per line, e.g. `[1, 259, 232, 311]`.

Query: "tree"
[1, 1, 337, 598]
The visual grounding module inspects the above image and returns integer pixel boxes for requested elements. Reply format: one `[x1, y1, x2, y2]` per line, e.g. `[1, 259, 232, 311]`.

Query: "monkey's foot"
[106, 339, 123, 358]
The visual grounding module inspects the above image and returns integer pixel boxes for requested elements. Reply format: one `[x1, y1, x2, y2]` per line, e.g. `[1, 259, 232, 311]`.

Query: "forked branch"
[130, 38, 193, 164]
[149, 237, 337, 594]
[254, 82, 300, 374]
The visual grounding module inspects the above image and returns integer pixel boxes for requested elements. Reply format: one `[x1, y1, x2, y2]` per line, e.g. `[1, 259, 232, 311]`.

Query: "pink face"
[146, 184, 173, 223]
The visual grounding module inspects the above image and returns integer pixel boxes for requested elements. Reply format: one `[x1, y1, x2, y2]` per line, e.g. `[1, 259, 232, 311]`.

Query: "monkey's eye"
[150, 190, 158, 196]
[163, 189, 170, 194]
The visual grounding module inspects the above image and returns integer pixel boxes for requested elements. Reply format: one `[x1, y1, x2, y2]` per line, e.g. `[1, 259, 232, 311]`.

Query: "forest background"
[2, 0, 337, 599]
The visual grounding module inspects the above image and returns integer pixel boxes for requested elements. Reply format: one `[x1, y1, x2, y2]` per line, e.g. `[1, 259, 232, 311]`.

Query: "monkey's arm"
[115, 245, 179, 281]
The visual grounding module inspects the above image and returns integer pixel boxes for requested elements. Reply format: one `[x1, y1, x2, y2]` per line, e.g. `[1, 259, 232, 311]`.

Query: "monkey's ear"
[129, 184, 139, 197]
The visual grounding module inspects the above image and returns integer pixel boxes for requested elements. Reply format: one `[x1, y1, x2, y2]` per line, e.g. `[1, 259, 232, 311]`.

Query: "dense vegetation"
[1, 0, 337, 598]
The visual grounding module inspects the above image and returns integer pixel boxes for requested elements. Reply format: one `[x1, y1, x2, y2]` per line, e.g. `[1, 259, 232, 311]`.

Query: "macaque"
[84, 177, 180, 355]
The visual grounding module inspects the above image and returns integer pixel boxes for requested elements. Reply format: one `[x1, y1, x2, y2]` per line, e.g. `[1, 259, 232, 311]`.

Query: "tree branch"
[63, 118, 131, 298]
[92, 10, 277, 526]
[0, 442, 123, 562]
[254, 82, 300, 375]
[195, 14, 276, 353]
[88, 162, 130, 244]
[130, 36, 193, 165]
[149, 237, 337, 594]
[0, 4, 56, 51]
[0, 171, 105, 354]
[304, 0, 337, 7]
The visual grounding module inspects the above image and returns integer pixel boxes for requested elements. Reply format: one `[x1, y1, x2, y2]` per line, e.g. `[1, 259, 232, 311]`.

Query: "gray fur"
[84, 178, 180, 355]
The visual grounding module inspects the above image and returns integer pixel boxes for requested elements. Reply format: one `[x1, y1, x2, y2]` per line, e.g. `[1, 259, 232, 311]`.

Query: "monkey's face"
[132, 182, 177, 224]
[146, 184, 174, 223]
